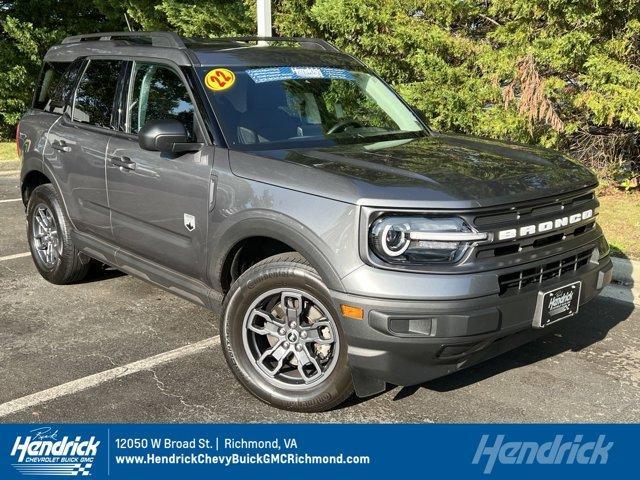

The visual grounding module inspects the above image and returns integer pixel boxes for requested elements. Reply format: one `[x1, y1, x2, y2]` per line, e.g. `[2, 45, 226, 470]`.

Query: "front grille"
[498, 249, 593, 295]
[476, 221, 596, 259]
[472, 189, 598, 261]
[473, 191, 595, 229]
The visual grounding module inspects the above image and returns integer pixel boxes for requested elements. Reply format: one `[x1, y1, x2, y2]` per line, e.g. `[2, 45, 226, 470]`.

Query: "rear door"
[105, 60, 211, 279]
[46, 58, 125, 240]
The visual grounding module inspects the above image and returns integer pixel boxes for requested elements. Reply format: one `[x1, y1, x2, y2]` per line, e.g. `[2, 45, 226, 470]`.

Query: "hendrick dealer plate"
[532, 281, 582, 328]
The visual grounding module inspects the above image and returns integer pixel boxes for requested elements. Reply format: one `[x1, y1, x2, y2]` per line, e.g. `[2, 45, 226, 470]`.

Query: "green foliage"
[274, 0, 640, 188]
[151, 1, 252, 37]
[1, 0, 640, 188]
[0, 0, 126, 137]
[0, 0, 253, 139]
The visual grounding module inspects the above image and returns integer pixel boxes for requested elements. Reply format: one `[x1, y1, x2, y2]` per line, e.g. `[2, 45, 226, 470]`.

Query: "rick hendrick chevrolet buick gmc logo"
[472, 434, 613, 474]
[10, 427, 100, 476]
[497, 209, 594, 241]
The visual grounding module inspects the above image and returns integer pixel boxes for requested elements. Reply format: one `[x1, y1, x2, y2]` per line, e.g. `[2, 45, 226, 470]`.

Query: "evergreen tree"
[1, 0, 638, 186]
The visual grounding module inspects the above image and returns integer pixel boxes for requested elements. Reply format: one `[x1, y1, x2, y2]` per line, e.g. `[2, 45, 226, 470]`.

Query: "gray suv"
[17, 32, 613, 412]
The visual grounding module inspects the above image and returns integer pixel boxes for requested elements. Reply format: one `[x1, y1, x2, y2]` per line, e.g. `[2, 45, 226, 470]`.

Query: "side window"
[126, 62, 196, 141]
[34, 62, 70, 110]
[72, 59, 123, 129]
[44, 59, 84, 115]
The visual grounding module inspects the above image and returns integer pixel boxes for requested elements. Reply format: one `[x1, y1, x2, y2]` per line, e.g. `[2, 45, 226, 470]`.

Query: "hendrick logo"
[472, 434, 613, 474]
[497, 209, 593, 241]
[549, 290, 574, 315]
[10, 427, 100, 476]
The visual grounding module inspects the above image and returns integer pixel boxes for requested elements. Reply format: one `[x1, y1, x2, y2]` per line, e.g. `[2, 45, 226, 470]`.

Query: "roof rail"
[61, 31, 185, 49]
[219, 36, 341, 52]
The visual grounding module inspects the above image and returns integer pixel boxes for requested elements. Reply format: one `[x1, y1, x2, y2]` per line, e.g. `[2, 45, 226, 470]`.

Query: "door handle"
[51, 140, 70, 152]
[110, 156, 136, 171]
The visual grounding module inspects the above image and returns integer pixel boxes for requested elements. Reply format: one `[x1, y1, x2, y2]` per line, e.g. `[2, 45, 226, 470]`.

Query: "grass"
[1, 141, 638, 258]
[0, 141, 17, 162]
[597, 192, 640, 260]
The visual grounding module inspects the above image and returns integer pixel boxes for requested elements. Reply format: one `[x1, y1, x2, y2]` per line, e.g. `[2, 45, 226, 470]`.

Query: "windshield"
[198, 66, 425, 149]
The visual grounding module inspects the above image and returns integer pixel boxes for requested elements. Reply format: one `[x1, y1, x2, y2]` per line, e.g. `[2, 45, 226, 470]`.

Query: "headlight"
[369, 216, 487, 265]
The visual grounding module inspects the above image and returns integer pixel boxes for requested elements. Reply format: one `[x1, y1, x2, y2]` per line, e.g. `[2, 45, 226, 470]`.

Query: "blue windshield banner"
[0, 423, 635, 479]
[246, 66, 355, 83]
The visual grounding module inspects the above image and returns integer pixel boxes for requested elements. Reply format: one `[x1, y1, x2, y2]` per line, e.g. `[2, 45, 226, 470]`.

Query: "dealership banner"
[0, 423, 634, 479]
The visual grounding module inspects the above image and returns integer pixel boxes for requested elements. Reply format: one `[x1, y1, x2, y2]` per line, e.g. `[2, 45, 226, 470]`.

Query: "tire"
[221, 253, 354, 412]
[26, 183, 92, 284]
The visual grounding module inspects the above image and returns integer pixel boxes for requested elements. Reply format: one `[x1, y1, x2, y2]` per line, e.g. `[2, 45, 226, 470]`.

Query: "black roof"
[46, 32, 363, 69]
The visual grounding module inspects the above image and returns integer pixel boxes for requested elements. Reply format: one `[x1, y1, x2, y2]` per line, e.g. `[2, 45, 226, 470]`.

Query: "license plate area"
[533, 281, 582, 328]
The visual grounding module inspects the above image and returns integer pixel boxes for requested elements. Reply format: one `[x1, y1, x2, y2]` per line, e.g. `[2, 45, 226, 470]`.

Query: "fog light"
[389, 317, 434, 336]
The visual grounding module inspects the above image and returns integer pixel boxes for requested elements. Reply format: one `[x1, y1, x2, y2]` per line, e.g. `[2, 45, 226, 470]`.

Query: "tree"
[2, 0, 639, 187]
[0, 0, 129, 138]
[117, 0, 253, 36]
[0, 0, 252, 139]
[274, 0, 640, 187]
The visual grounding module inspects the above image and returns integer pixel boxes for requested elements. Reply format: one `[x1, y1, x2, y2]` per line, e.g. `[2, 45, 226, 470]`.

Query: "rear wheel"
[26, 184, 92, 284]
[221, 253, 353, 412]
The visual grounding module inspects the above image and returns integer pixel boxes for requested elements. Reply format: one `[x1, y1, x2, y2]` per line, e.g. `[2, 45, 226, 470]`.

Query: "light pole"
[257, 0, 272, 37]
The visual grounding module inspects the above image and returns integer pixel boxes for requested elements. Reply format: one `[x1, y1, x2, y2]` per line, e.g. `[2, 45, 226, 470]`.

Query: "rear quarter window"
[33, 62, 71, 110]
[35, 59, 85, 115]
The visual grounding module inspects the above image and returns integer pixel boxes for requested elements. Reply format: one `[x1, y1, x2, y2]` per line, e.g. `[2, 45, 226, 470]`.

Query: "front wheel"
[221, 253, 353, 412]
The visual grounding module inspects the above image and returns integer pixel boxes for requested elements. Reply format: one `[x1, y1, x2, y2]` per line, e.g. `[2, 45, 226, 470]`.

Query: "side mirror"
[138, 119, 202, 153]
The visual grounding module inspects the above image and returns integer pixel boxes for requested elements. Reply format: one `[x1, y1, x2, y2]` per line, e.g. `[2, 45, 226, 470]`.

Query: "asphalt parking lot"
[1, 161, 639, 423]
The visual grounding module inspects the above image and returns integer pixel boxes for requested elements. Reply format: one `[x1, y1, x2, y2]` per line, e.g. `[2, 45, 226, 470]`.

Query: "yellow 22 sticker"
[205, 68, 236, 91]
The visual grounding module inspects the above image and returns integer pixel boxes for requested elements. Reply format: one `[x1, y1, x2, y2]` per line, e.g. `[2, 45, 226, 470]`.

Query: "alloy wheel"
[242, 288, 340, 390]
[31, 203, 62, 268]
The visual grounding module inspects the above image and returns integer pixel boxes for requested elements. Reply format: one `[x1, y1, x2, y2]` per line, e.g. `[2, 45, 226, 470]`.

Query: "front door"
[106, 61, 211, 279]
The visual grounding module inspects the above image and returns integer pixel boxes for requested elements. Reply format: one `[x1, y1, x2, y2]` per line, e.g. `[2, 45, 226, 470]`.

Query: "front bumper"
[330, 252, 613, 394]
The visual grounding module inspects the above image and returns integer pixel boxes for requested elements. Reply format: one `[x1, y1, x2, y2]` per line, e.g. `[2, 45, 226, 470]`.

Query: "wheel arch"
[21, 168, 52, 206]
[211, 216, 345, 295]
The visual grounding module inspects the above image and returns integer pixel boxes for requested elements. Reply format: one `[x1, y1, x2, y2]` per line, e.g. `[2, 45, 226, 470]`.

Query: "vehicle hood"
[229, 133, 597, 208]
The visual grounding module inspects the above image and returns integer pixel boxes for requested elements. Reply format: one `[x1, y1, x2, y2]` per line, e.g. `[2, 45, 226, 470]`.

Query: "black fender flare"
[21, 162, 73, 226]
[209, 213, 345, 294]
[20, 158, 48, 204]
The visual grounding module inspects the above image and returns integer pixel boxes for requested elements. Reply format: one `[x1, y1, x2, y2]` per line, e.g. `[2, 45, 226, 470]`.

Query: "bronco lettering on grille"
[497, 209, 593, 241]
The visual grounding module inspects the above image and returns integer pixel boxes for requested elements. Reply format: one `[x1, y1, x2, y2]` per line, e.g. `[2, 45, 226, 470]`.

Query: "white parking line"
[0, 336, 220, 418]
[0, 170, 20, 176]
[0, 198, 21, 203]
[0, 252, 31, 262]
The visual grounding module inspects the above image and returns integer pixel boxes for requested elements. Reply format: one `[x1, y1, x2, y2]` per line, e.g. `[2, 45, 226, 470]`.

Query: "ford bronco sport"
[17, 32, 613, 412]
